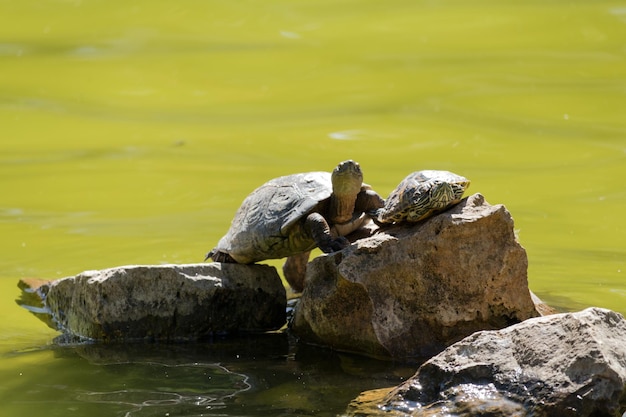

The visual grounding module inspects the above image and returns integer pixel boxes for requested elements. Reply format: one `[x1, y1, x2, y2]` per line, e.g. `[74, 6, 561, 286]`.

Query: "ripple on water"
[75, 362, 251, 416]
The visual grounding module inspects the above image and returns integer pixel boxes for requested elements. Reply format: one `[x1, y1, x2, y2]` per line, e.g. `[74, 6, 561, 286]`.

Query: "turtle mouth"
[334, 159, 361, 176]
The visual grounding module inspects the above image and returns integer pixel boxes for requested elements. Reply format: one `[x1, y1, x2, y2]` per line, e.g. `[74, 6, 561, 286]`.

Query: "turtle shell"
[215, 172, 333, 263]
[379, 170, 470, 223]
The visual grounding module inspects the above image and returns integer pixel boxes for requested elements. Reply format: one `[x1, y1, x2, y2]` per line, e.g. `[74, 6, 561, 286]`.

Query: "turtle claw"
[320, 236, 350, 253]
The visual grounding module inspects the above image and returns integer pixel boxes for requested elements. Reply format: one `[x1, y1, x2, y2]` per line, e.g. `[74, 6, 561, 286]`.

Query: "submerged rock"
[347, 307, 626, 417]
[291, 193, 541, 359]
[17, 263, 286, 342]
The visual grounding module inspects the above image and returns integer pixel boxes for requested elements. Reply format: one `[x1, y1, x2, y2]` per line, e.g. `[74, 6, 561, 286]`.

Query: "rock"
[17, 263, 286, 342]
[291, 193, 541, 359]
[346, 307, 626, 417]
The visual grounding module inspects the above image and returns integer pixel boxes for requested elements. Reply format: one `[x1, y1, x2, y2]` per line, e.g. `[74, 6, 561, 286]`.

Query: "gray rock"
[291, 193, 541, 359]
[346, 307, 626, 417]
[17, 263, 286, 342]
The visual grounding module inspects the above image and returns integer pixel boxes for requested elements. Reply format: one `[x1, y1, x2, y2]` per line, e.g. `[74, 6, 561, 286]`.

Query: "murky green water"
[1, 0, 625, 415]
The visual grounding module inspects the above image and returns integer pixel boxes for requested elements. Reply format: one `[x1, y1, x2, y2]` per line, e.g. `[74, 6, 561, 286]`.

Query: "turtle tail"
[203, 250, 215, 262]
[366, 207, 384, 219]
[368, 208, 385, 226]
[205, 249, 238, 263]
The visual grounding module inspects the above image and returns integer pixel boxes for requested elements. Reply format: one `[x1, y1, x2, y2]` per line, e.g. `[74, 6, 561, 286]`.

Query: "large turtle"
[376, 170, 470, 224]
[206, 160, 383, 291]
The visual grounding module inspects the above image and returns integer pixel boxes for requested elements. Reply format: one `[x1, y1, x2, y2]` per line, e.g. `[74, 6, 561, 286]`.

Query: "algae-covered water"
[1, 0, 625, 415]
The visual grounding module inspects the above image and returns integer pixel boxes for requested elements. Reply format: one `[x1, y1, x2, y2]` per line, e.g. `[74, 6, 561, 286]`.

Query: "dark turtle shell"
[214, 172, 333, 264]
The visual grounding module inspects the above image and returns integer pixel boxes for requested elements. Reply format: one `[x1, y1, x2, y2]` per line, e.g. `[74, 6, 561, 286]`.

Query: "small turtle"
[206, 160, 383, 291]
[376, 170, 470, 224]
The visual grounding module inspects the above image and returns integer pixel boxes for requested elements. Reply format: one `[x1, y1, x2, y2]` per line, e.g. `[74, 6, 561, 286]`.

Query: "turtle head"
[331, 160, 363, 196]
[449, 175, 471, 201]
[458, 177, 471, 192]
[330, 160, 363, 224]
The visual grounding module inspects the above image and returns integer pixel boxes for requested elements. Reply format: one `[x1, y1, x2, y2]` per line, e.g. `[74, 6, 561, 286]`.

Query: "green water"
[1, 0, 625, 415]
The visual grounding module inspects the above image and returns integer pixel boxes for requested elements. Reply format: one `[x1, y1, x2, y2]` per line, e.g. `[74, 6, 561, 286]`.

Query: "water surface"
[1, 0, 625, 415]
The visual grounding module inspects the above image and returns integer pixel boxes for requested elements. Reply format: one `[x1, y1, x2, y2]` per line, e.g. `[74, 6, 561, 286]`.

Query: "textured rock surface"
[346, 307, 626, 417]
[291, 193, 540, 359]
[18, 263, 286, 342]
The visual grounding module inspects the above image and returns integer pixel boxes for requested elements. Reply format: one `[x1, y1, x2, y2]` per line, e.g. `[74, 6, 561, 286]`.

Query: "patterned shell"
[378, 170, 470, 223]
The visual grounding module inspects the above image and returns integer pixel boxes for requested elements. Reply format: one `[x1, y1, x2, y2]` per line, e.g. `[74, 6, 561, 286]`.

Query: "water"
[1, 0, 625, 415]
[1, 335, 415, 417]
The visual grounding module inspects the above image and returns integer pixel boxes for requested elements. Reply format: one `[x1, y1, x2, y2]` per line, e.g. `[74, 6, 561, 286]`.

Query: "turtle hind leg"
[283, 251, 311, 292]
[205, 249, 238, 263]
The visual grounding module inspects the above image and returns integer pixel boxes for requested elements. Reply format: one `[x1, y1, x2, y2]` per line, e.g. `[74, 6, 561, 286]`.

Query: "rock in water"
[17, 263, 286, 342]
[347, 307, 626, 417]
[291, 193, 541, 359]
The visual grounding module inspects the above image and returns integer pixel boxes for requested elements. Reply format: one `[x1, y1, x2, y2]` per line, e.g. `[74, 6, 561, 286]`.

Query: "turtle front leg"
[355, 189, 385, 214]
[355, 188, 386, 226]
[305, 212, 349, 253]
[283, 251, 310, 292]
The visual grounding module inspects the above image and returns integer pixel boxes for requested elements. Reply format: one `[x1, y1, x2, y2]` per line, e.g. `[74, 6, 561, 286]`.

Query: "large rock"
[17, 263, 286, 342]
[291, 193, 541, 359]
[347, 307, 626, 417]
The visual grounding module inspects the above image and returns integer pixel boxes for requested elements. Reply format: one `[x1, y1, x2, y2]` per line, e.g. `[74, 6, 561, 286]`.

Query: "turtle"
[376, 170, 470, 224]
[205, 160, 384, 291]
